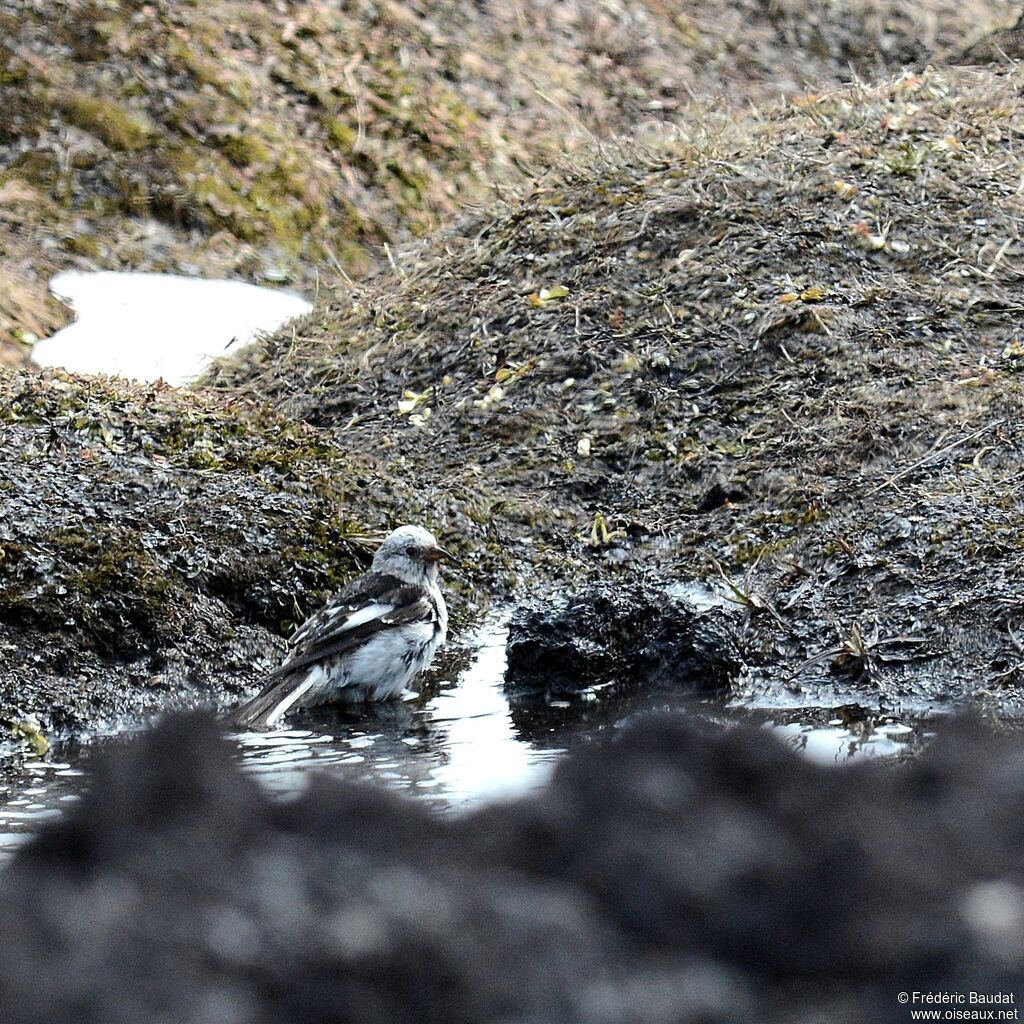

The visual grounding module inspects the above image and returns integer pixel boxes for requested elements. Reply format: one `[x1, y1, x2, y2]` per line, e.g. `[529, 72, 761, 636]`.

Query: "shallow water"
[31, 271, 311, 385]
[0, 616, 934, 861]
[0, 753, 89, 855]
[233, 620, 563, 809]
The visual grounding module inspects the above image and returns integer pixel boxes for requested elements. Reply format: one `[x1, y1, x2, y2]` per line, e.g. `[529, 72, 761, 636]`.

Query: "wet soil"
[504, 579, 742, 700]
[0, 368, 488, 739]
[2, 3, 1024, 1010]
[211, 65, 1024, 720]
[3, 0, 1024, 861]
[7, 66, 1024, 752]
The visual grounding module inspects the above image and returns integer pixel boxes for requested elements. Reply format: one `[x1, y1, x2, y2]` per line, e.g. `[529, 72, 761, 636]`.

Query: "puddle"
[31, 271, 311, 385]
[0, 618, 562, 859]
[666, 579, 738, 613]
[233, 620, 562, 812]
[766, 719, 924, 764]
[0, 753, 88, 857]
[0, 618, 942, 862]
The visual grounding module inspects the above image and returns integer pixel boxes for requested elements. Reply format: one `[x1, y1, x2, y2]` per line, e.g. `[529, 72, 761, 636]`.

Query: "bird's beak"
[425, 545, 455, 563]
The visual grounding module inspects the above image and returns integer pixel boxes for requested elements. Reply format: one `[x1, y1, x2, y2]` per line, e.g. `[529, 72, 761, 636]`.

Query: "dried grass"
[209, 65, 1024, 707]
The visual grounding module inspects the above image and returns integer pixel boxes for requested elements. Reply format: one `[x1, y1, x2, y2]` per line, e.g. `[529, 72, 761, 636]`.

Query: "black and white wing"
[225, 572, 435, 730]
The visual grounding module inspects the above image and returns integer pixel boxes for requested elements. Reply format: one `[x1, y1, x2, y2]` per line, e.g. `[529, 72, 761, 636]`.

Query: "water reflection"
[0, 618, 939, 860]
[233, 619, 562, 811]
[0, 754, 87, 857]
[766, 719, 923, 764]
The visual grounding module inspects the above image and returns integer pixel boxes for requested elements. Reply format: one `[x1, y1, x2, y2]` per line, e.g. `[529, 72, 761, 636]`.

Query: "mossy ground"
[0, 369, 504, 733]
[213, 65, 1024, 715]
[1, 0, 1019, 361]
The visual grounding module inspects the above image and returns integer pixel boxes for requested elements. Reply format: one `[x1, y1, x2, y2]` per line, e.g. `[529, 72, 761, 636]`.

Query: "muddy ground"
[209, 65, 1024, 722]
[0, 369, 490, 739]
[2, 0, 1020, 361]
[7, 63, 1024, 751]
[2, 6, 1024, 1009]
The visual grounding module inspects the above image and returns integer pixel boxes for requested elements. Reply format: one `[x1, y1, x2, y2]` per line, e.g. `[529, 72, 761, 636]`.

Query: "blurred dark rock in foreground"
[1, 713, 1022, 1023]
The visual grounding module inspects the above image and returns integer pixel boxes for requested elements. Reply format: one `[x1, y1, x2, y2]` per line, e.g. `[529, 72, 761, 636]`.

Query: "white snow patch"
[32, 271, 312, 385]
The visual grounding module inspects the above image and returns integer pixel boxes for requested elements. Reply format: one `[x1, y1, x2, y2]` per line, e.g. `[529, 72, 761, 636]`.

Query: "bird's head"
[371, 525, 453, 585]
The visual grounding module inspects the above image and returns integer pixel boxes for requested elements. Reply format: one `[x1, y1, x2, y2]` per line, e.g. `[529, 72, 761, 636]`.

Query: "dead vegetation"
[211, 65, 1024, 711]
[1, 0, 1020, 360]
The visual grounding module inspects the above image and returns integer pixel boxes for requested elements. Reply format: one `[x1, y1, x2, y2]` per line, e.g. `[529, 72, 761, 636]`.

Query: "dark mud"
[504, 580, 741, 701]
[0, 711, 1022, 1023]
[0, 369, 492, 739]
[211, 65, 1024, 718]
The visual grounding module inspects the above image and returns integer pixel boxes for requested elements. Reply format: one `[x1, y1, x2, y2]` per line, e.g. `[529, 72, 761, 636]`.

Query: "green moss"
[386, 161, 427, 203]
[0, 44, 27, 86]
[325, 116, 358, 152]
[0, 527, 177, 657]
[190, 173, 262, 240]
[6, 151, 59, 187]
[60, 93, 152, 152]
[166, 36, 245, 100]
[61, 234, 101, 258]
[332, 238, 375, 276]
[882, 142, 927, 176]
[162, 144, 200, 178]
[220, 132, 272, 168]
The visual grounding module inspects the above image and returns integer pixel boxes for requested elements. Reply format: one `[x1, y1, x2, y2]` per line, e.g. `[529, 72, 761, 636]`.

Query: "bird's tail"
[223, 672, 315, 732]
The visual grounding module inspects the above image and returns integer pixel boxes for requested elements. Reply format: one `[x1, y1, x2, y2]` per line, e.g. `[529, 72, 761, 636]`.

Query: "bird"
[226, 525, 451, 730]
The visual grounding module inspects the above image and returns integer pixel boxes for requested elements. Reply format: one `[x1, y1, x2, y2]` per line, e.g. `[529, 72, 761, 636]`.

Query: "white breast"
[292, 582, 447, 708]
[298, 619, 442, 705]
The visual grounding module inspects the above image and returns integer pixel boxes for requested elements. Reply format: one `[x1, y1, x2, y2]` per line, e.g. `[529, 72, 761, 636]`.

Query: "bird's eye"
[405, 545, 419, 558]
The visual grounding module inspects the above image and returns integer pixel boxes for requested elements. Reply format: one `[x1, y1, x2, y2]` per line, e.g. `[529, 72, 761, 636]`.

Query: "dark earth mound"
[954, 10, 1024, 63]
[211, 66, 1024, 717]
[0, 369, 491, 737]
[0, 711, 1022, 1022]
[504, 580, 741, 700]
[9, 67, 1024, 740]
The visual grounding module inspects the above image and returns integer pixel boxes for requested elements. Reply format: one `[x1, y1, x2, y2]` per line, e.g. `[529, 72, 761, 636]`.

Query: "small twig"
[706, 554, 787, 628]
[985, 237, 1014, 276]
[865, 419, 1004, 496]
[383, 243, 404, 279]
[321, 242, 355, 287]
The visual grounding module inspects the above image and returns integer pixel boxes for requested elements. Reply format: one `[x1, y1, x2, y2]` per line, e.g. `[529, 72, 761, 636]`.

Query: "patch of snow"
[32, 271, 312, 385]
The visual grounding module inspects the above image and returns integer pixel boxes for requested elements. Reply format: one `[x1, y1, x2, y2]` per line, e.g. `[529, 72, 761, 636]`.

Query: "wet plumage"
[227, 526, 450, 730]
